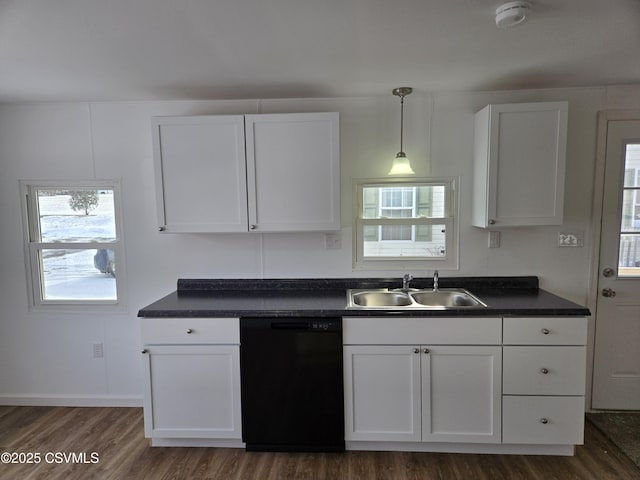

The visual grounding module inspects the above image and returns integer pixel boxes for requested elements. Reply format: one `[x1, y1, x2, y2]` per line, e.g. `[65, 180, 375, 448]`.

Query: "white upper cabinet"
[152, 112, 340, 233]
[472, 102, 568, 228]
[152, 115, 248, 233]
[245, 113, 340, 232]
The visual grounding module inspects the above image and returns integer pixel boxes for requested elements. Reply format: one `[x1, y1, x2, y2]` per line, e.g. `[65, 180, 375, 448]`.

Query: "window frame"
[20, 179, 126, 310]
[354, 177, 459, 270]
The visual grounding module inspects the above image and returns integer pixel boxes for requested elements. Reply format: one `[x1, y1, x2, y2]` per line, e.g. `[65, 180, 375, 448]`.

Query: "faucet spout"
[433, 270, 439, 291]
[402, 273, 413, 292]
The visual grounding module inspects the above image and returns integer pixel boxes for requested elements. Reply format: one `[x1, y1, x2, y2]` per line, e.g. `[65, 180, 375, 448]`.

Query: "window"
[619, 143, 640, 277]
[21, 181, 124, 307]
[355, 178, 458, 269]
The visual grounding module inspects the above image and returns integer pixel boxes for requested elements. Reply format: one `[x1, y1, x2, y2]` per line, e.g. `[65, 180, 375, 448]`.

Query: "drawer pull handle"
[413, 348, 420, 354]
[540, 368, 549, 374]
[539, 418, 549, 425]
[541, 328, 550, 335]
[186, 329, 194, 334]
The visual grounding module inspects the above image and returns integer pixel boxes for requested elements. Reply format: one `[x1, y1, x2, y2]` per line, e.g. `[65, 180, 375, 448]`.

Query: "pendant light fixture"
[388, 87, 415, 175]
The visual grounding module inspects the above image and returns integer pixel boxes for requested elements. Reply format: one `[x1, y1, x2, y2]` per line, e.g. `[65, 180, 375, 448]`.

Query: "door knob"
[602, 288, 616, 298]
[602, 267, 615, 278]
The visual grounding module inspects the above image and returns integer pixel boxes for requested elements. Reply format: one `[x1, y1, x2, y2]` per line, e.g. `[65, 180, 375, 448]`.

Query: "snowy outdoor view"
[35, 188, 117, 301]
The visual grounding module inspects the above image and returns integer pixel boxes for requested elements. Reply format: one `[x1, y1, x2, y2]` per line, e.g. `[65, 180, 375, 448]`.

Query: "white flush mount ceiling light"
[495, 1, 532, 28]
[388, 87, 415, 175]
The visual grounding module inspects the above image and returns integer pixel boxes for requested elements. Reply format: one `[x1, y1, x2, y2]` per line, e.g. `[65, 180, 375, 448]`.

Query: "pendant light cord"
[399, 95, 405, 153]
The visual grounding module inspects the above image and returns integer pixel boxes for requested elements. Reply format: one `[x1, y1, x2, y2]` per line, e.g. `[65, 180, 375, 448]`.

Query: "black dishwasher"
[240, 317, 344, 452]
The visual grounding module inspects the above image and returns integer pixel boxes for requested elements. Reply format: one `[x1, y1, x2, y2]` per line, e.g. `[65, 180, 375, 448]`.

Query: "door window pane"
[618, 144, 640, 276]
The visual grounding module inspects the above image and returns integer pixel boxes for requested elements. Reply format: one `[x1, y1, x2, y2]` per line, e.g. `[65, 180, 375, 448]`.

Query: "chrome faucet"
[402, 273, 413, 292]
[433, 270, 439, 291]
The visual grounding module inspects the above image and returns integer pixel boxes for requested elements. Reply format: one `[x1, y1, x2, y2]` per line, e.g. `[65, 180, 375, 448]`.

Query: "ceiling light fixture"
[388, 87, 415, 175]
[495, 1, 532, 29]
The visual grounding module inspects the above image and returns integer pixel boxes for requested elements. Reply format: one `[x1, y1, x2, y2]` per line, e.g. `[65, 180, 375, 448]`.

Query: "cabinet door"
[473, 102, 568, 227]
[344, 345, 421, 442]
[152, 115, 248, 232]
[422, 345, 502, 443]
[245, 112, 340, 232]
[143, 345, 241, 439]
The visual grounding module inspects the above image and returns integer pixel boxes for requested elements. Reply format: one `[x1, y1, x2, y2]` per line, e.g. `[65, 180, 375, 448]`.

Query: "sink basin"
[411, 290, 485, 308]
[351, 291, 413, 307]
[346, 288, 487, 309]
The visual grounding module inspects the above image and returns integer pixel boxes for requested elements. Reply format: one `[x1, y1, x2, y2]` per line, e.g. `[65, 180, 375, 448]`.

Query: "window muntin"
[355, 179, 457, 268]
[22, 182, 123, 306]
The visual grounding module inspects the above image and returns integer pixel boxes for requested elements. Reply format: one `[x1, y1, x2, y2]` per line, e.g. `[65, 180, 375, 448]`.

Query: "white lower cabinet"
[343, 315, 587, 454]
[343, 317, 503, 445]
[141, 318, 242, 446]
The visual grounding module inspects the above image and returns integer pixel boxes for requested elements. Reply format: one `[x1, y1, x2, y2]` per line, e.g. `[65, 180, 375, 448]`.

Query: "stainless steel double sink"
[346, 288, 487, 310]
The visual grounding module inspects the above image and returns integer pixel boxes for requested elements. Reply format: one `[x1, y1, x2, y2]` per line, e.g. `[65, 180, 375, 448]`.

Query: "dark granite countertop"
[138, 277, 590, 318]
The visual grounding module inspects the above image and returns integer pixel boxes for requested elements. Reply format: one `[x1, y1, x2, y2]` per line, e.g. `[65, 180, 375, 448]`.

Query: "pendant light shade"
[388, 87, 415, 175]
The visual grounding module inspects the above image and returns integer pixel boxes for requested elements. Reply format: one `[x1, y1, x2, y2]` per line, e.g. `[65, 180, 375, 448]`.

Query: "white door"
[592, 118, 640, 409]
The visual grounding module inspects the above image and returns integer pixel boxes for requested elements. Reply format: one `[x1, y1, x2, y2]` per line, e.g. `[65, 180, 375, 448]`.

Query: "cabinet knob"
[250, 224, 257, 230]
[423, 348, 430, 354]
[541, 328, 550, 335]
[539, 418, 549, 425]
[158, 226, 165, 232]
[488, 219, 496, 225]
[141, 349, 148, 354]
[186, 329, 193, 334]
[540, 367, 549, 375]
[413, 348, 420, 354]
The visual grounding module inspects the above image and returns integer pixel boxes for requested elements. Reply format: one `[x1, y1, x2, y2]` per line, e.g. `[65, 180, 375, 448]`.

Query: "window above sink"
[353, 177, 459, 270]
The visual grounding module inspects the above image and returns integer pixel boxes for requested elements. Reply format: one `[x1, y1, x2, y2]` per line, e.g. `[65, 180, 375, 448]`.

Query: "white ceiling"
[1, 0, 639, 102]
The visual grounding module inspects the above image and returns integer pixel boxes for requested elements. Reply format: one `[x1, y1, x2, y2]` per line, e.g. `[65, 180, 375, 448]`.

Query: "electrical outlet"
[488, 231, 501, 248]
[325, 233, 341, 250]
[558, 232, 584, 247]
[93, 343, 104, 358]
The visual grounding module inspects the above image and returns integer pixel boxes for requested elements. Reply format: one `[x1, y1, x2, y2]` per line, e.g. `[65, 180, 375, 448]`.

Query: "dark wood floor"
[0, 406, 638, 480]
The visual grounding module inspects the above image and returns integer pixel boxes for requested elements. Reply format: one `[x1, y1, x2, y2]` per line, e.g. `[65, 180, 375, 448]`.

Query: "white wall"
[0, 85, 628, 404]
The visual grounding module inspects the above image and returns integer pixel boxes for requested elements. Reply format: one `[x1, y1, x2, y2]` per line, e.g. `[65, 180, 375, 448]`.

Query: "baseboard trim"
[0, 394, 143, 407]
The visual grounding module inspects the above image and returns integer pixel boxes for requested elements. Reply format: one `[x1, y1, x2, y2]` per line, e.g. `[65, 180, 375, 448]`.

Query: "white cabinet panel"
[502, 396, 584, 445]
[422, 346, 502, 443]
[344, 345, 421, 442]
[152, 115, 248, 233]
[144, 345, 242, 439]
[503, 317, 588, 345]
[245, 113, 340, 232]
[503, 346, 586, 395]
[343, 317, 502, 345]
[473, 102, 568, 227]
[141, 317, 239, 345]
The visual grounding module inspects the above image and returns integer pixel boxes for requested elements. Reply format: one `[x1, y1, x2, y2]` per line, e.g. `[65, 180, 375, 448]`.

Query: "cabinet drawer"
[503, 396, 584, 445]
[141, 318, 239, 344]
[503, 317, 587, 345]
[343, 317, 502, 345]
[503, 346, 586, 395]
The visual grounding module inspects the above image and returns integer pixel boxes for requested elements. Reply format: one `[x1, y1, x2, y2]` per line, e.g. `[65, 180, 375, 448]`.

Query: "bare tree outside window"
[69, 190, 99, 215]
